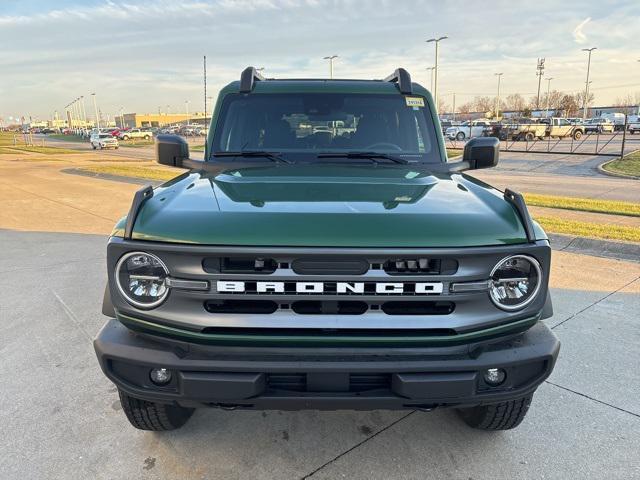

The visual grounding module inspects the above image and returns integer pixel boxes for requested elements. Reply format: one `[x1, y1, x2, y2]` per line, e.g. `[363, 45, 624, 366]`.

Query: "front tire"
[456, 131, 465, 141]
[573, 130, 582, 140]
[118, 390, 194, 431]
[457, 394, 533, 430]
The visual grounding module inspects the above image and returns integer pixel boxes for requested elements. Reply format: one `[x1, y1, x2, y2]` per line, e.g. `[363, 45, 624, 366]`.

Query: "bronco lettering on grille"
[216, 281, 443, 295]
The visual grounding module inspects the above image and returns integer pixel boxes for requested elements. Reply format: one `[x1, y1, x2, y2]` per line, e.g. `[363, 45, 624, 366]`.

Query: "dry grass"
[525, 193, 640, 217]
[79, 164, 182, 182]
[535, 216, 640, 243]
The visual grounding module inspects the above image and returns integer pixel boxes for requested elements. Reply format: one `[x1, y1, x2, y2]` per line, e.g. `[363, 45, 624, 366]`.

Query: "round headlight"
[115, 252, 169, 309]
[489, 255, 542, 311]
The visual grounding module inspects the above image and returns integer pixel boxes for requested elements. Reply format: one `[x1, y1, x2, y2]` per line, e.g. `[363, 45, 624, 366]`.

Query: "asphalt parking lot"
[1, 229, 639, 480]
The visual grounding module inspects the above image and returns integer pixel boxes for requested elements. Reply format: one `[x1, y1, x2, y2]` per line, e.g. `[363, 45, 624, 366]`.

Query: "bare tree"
[503, 94, 526, 113]
[558, 94, 580, 117]
[437, 97, 449, 115]
[473, 96, 493, 114]
[458, 102, 473, 114]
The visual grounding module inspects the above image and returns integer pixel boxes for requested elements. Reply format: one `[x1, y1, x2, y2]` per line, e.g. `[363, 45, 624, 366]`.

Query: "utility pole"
[545, 77, 554, 118]
[185, 100, 190, 125]
[426, 36, 448, 113]
[426, 66, 436, 92]
[582, 47, 597, 120]
[119, 107, 124, 128]
[494, 73, 503, 119]
[323, 55, 338, 79]
[535, 58, 545, 111]
[91, 93, 99, 131]
[203, 55, 207, 125]
[452, 93, 456, 122]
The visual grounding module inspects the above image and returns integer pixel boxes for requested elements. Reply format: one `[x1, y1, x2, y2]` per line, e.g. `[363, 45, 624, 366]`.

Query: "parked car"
[601, 112, 626, 131]
[439, 120, 461, 136]
[445, 119, 492, 140]
[584, 118, 615, 134]
[500, 119, 546, 141]
[626, 116, 640, 134]
[546, 117, 585, 140]
[117, 128, 152, 140]
[90, 133, 119, 149]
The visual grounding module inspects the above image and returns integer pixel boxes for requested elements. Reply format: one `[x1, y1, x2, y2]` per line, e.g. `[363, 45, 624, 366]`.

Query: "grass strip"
[535, 216, 640, 243]
[524, 193, 640, 218]
[79, 164, 181, 182]
[446, 149, 463, 159]
[602, 150, 640, 177]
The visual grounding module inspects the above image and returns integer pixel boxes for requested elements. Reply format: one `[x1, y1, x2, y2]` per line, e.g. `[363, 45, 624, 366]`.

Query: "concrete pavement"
[1, 229, 639, 480]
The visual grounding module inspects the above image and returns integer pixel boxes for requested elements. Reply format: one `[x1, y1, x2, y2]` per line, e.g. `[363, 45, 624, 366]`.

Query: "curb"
[548, 233, 640, 263]
[597, 155, 640, 180]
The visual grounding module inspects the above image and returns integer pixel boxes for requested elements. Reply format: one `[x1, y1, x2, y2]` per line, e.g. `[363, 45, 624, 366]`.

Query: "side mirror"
[462, 137, 499, 169]
[156, 134, 189, 168]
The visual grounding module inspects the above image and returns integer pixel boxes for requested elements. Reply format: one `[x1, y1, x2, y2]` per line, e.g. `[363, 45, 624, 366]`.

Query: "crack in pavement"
[301, 411, 416, 479]
[550, 275, 640, 330]
[546, 381, 640, 419]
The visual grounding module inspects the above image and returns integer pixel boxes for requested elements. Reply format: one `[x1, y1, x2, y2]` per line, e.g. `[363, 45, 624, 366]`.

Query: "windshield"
[211, 93, 442, 162]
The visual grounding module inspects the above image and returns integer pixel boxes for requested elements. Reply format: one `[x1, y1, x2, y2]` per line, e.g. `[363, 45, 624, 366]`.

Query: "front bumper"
[94, 319, 559, 410]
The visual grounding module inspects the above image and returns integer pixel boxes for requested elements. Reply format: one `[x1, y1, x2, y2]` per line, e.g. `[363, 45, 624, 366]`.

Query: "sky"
[0, 0, 639, 122]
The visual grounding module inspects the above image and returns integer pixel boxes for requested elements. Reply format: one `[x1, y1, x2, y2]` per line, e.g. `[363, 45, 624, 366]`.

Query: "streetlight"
[544, 77, 554, 118]
[185, 100, 190, 125]
[323, 55, 338, 79]
[494, 73, 503, 119]
[91, 93, 99, 131]
[425, 66, 436, 93]
[581, 47, 597, 119]
[119, 107, 124, 128]
[426, 36, 448, 112]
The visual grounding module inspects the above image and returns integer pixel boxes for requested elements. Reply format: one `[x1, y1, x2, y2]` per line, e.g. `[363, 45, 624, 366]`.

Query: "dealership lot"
[0, 230, 638, 480]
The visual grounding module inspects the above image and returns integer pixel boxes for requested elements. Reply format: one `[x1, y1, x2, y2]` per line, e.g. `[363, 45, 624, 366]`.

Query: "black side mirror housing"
[462, 137, 500, 170]
[156, 134, 190, 168]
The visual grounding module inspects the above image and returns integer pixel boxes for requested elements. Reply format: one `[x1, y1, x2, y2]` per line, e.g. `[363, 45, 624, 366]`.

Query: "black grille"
[383, 258, 458, 275]
[267, 373, 390, 392]
[292, 257, 369, 275]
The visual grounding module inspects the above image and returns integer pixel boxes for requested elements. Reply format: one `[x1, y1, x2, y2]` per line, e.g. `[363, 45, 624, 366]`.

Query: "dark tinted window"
[212, 93, 441, 162]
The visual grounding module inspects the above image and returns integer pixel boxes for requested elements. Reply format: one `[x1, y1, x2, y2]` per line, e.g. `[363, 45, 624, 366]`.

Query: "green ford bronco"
[94, 67, 559, 431]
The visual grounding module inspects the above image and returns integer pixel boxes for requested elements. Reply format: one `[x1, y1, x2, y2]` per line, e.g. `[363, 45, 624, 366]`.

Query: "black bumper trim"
[94, 319, 559, 410]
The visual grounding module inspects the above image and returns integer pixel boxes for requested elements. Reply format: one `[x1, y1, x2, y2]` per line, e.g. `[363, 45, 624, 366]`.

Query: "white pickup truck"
[544, 117, 585, 140]
[117, 128, 152, 140]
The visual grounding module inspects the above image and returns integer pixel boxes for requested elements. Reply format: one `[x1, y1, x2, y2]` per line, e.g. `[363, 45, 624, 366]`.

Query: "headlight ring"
[488, 254, 542, 311]
[115, 251, 170, 309]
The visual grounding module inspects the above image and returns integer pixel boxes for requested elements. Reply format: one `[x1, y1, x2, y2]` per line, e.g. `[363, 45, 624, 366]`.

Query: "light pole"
[323, 55, 338, 79]
[185, 100, 190, 125]
[80, 96, 88, 132]
[452, 93, 456, 122]
[426, 36, 448, 112]
[494, 73, 503, 119]
[91, 93, 100, 131]
[582, 47, 597, 119]
[544, 77, 554, 118]
[426, 66, 436, 93]
[119, 107, 124, 128]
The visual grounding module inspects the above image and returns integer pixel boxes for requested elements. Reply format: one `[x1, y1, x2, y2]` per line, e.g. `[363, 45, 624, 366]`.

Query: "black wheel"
[456, 131, 465, 141]
[92, 145, 96, 150]
[122, 135, 129, 140]
[573, 130, 582, 140]
[118, 389, 195, 431]
[457, 394, 533, 430]
[525, 132, 535, 142]
[144, 135, 150, 140]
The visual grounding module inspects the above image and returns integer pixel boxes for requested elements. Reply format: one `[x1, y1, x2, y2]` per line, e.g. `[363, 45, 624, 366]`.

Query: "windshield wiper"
[212, 151, 292, 164]
[316, 151, 410, 165]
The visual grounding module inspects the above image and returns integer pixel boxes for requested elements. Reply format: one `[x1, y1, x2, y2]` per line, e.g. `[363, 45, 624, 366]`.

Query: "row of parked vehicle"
[441, 114, 640, 142]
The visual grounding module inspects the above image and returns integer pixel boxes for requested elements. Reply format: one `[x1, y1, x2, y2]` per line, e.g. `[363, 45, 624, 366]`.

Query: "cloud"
[572, 17, 591, 44]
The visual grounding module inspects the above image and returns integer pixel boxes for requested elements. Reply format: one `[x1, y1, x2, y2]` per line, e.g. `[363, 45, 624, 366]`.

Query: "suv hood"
[118, 164, 530, 247]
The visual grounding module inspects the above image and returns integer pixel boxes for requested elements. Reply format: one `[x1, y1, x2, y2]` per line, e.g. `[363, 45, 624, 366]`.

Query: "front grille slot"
[292, 257, 369, 275]
[267, 373, 391, 392]
[203, 257, 277, 274]
[291, 301, 368, 315]
[384, 258, 458, 275]
[205, 300, 278, 314]
[381, 301, 455, 315]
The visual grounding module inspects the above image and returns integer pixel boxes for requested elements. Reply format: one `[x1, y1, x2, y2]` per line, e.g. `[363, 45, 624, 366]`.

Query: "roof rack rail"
[504, 188, 536, 243]
[239, 66, 265, 93]
[384, 68, 412, 94]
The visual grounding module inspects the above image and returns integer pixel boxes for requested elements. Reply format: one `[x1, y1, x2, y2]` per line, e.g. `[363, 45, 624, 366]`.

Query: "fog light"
[150, 368, 172, 385]
[483, 368, 506, 386]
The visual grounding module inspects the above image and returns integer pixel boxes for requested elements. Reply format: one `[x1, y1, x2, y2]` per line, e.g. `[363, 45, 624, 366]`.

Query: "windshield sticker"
[405, 97, 425, 108]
